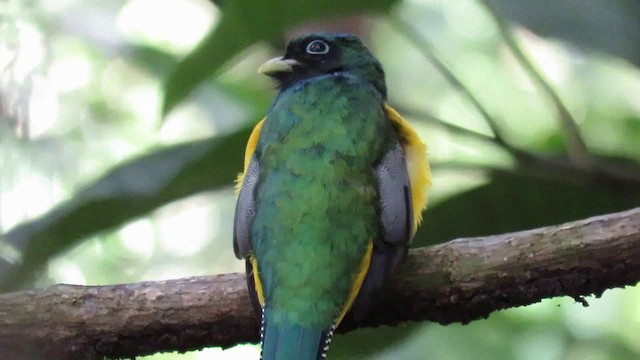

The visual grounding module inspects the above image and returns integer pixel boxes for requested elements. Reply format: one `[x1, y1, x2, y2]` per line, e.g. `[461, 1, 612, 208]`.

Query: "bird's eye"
[306, 40, 330, 55]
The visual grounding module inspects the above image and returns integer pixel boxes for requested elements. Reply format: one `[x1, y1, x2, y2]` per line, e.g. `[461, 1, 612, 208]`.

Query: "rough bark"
[1, 207, 639, 359]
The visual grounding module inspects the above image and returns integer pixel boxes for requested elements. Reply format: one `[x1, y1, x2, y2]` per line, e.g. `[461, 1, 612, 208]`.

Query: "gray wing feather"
[233, 155, 260, 259]
[350, 140, 414, 321]
[375, 141, 414, 246]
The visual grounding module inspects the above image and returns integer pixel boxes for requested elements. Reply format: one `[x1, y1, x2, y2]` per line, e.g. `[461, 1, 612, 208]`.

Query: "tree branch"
[1, 208, 640, 359]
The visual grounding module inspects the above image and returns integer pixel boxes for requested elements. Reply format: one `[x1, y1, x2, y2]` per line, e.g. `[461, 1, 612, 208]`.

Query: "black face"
[264, 33, 387, 98]
[271, 36, 344, 91]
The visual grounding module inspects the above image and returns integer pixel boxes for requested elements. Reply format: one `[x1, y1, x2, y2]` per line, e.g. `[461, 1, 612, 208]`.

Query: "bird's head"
[259, 33, 387, 98]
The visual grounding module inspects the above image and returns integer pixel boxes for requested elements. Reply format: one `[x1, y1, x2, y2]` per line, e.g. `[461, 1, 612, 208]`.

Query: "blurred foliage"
[0, 130, 250, 287]
[1, 0, 640, 359]
[162, 0, 400, 115]
[487, 0, 640, 68]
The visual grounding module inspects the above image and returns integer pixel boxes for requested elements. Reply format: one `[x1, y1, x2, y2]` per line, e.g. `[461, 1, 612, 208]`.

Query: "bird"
[233, 32, 431, 360]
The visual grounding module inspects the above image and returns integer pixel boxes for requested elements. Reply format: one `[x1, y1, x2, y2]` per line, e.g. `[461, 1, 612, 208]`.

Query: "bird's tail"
[261, 308, 332, 360]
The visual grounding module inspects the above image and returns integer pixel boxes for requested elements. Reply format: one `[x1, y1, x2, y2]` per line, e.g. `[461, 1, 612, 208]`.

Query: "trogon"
[233, 32, 431, 360]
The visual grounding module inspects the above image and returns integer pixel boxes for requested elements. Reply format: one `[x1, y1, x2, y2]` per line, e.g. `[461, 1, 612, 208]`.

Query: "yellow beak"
[258, 57, 300, 76]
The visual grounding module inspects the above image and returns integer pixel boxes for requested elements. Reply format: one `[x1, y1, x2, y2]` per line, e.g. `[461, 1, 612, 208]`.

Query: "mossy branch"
[1, 208, 639, 359]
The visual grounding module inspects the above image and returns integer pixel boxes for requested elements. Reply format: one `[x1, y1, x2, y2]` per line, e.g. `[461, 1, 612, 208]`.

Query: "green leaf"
[0, 128, 252, 292]
[162, 0, 400, 116]
[126, 45, 179, 77]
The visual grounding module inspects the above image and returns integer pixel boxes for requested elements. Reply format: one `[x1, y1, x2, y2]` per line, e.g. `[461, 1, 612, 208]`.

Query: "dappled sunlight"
[156, 194, 221, 258]
[2, 0, 640, 358]
[508, 29, 574, 87]
[118, 218, 155, 260]
[160, 102, 217, 143]
[138, 344, 261, 360]
[28, 76, 59, 139]
[436, 92, 494, 135]
[8, 21, 45, 80]
[445, 0, 496, 41]
[426, 169, 490, 207]
[196, 345, 261, 360]
[49, 55, 93, 93]
[48, 259, 87, 285]
[1, 171, 65, 230]
[99, 57, 160, 130]
[117, 0, 218, 55]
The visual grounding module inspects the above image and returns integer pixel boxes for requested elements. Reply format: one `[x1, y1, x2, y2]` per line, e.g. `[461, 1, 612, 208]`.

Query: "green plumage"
[236, 33, 404, 360]
[254, 73, 393, 325]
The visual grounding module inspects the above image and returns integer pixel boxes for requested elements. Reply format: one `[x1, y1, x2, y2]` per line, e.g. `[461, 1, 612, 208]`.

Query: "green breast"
[252, 73, 395, 328]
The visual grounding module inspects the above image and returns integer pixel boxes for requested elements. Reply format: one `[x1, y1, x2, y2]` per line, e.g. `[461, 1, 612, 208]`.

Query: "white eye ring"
[306, 40, 330, 55]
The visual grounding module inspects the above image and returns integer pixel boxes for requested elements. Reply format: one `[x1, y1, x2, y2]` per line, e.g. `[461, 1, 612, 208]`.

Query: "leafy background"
[2, 0, 640, 359]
